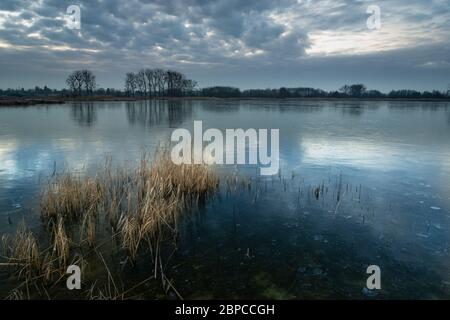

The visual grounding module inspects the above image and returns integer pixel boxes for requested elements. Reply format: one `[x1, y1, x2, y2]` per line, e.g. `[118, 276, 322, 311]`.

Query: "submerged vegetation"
[1, 148, 219, 299]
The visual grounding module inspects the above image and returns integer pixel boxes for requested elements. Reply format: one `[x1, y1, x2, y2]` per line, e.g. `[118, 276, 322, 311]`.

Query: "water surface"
[1, 99, 450, 299]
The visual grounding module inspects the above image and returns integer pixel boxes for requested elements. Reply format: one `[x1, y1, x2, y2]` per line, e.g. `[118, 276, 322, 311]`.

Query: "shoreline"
[1, 95, 450, 107]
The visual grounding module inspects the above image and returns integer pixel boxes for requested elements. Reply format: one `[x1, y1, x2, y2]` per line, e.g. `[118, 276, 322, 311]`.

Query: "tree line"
[1, 70, 449, 100]
[124, 69, 197, 97]
[200, 84, 450, 99]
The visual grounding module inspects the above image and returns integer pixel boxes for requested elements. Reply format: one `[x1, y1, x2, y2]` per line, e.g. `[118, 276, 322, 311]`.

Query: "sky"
[0, 0, 449, 92]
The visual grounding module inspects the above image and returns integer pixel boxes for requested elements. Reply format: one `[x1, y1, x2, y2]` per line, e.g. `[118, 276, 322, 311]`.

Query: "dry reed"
[2, 223, 41, 281]
[3, 147, 219, 297]
[39, 148, 218, 261]
[40, 174, 103, 222]
[51, 219, 70, 268]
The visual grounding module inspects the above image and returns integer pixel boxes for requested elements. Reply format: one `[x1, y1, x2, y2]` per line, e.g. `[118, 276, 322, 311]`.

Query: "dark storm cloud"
[0, 0, 449, 91]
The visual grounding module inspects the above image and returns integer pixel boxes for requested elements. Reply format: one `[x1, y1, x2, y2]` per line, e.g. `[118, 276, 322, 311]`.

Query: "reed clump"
[38, 148, 218, 260]
[1, 222, 75, 285]
[40, 174, 103, 222]
[4, 223, 41, 280]
[2, 148, 219, 296]
[148, 149, 219, 198]
[118, 149, 218, 260]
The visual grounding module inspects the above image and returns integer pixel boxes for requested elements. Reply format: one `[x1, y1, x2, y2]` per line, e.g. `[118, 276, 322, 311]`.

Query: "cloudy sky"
[0, 0, 449, 92]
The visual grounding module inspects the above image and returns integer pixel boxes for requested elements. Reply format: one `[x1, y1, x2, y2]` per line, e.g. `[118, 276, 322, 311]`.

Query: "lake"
[1, 99, 450, 299]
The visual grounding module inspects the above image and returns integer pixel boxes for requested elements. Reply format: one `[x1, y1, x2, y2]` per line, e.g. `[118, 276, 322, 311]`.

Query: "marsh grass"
[117, 149, 218, 261]
[40, 174, 103, 222]
[80, 208, 97, 248]
[51, 219, 70, 268]
[4, 223, 41, 280]
[2, 147, 219, 298]
[1, 221, 75, 286]
[5, 288, 24, 300]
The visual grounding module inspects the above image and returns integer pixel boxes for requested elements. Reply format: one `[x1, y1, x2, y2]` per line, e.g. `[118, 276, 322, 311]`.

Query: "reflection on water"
[126, 100, 193, 128]
[71, 103, 97, 126]
[1, 99, 450, 298]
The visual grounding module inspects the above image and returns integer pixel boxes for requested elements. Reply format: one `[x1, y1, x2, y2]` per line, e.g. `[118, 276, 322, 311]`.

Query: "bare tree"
[81, 69, 96, 95]
[144, 68, 158, 97]
[66, 70, 84, 96]
[350, 84, 367, 97]
[136, 69, 147, 96]
[166, 70, 184, 96]
[154, 68, 166, 96]
[66, 70, 96, 96]
[66, 73, 77, 95]
[174, 71, 184, 96]
[125, 72, 137, 96]
[183, 79, 197, 96]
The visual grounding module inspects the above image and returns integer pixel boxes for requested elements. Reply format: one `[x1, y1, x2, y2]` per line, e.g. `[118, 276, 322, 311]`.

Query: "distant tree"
[43, 85, 51, 95]
[202, 86, 241, 98]
[165, 70, 179, 96]
[350, 84, 366, 97]
[365, 89, 383, 98]
[278, 87, 289, 98]
[144, 68, 157, 97]
[136, 69, 147, 96]
[81, 69, 96, 95]
[388, 89, 421, 99]
[182, 79, 198, 96]
[125, 72, 137, 96]
[154, 68, 166, 96]
[172, 71, 185, 96]
[339, 84, 367, 97]
[66, 70, 96, 96]
[339, 85, 351, 96]
[66, 70, 84, 96]
[66, 73, 77, 95]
